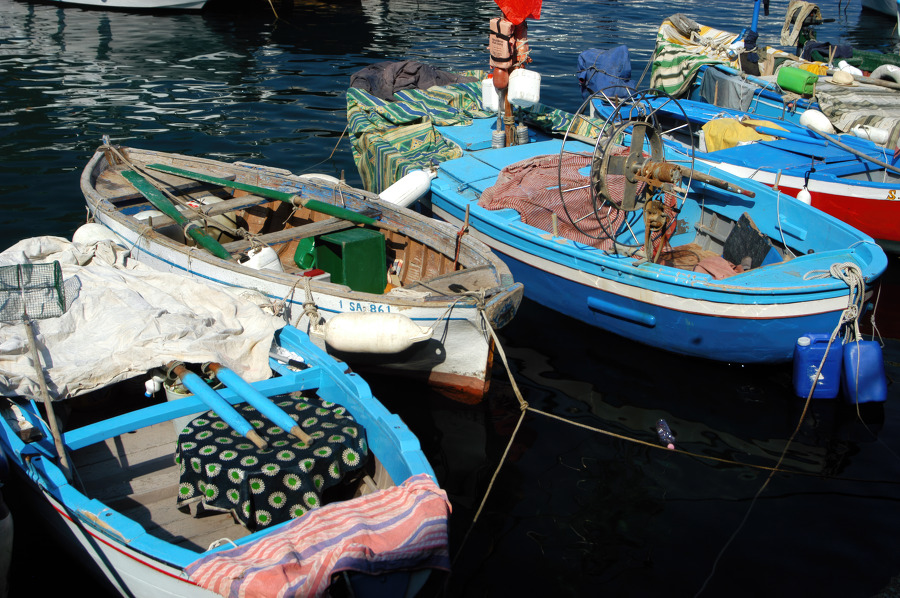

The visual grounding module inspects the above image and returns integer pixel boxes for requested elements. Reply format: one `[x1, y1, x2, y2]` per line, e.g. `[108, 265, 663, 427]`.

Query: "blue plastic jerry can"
[842, 340, 888, 404]
[792, 334, 842, 399]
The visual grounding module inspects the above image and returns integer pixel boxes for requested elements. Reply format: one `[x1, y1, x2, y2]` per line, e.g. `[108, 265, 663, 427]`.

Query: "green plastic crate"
[315, 228, 386, 294]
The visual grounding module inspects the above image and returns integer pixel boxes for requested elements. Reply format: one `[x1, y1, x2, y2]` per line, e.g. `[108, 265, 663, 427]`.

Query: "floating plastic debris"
[656, 419, 675, 450]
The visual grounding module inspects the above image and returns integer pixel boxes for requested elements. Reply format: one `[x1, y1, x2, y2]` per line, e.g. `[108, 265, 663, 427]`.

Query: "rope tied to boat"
[803, 261, 867, 343]
[301, 276, 323, 334]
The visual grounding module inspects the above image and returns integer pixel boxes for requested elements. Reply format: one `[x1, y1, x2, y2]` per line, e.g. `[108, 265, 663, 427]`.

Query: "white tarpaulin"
[0, 235, 285, 400]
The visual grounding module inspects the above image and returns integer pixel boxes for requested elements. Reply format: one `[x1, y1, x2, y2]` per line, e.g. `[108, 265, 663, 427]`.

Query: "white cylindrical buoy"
[72, 223, 127, 248]
[378, 169, 436, 208]
[798, 109, 835, 134]
[796, 186, 812, 205]
[837, 60, 864, 76]
[850, 125, 890, 145]
[311, 312, 432, 354]
[134, 209, 186, 243]
[242, 245, 284, 272]
[295, 173, 342, 186]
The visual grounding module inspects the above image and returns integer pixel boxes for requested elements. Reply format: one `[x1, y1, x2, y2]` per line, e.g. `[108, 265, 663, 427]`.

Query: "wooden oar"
[204, 362, 313, 445]
[121, 170, 233, 261]
[146, 163, 378, 226]
[170, 363, 268, 450]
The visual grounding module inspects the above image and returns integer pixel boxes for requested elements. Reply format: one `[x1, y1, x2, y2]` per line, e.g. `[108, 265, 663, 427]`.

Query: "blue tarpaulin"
[577, 45, 635, 99]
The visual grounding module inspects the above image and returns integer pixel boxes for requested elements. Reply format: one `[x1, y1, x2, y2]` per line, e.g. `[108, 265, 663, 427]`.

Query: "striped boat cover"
[347, 73, 606, 193]
[650, 17, 738, 97]
[803, 70, 900, 147]
[186, 474, 450, 598]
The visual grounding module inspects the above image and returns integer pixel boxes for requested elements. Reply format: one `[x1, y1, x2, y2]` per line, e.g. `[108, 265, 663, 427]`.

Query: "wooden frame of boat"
[81, 145, 523, 403]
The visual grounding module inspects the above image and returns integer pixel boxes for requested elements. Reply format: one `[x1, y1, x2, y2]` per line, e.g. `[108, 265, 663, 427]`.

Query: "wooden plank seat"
[130, 194, 275, 231]
[219, 218, 359, 253]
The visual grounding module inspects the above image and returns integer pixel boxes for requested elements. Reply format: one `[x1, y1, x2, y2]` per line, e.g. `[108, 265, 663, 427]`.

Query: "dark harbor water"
[1, 0, 900, 596]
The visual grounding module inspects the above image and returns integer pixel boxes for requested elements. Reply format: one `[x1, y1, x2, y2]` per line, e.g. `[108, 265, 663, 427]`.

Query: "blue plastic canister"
[841, 340, 888, 404]
[792, 334, 842, 399]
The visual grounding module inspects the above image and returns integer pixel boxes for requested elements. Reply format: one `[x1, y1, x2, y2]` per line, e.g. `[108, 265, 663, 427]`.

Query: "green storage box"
[315, 228, 386, 294]
[776, 66, 817, 95]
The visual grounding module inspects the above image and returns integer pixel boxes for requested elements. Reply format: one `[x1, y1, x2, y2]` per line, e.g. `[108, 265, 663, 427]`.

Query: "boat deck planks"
[72, 420, 250, 552]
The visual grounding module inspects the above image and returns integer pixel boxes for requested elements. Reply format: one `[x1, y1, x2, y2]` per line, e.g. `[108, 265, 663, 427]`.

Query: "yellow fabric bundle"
[702, 118, 788, 152]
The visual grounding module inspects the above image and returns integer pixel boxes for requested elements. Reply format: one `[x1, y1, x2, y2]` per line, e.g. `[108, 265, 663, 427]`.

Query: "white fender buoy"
[72, 223, 127, 248]
[378, 170, 436, 208]
[799, 109, 835, 135]
[311, 312, 431, 354]
[871, 64, 900, 85]
[296, 173, 342, 186]
[133, 208, 186, 243]
[796, 186, 812, 205]
[851, 125, 890, 145]
[241, 245, 284, 272]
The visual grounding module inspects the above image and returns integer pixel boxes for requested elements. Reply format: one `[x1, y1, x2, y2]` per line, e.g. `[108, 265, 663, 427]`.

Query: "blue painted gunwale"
[429, 117, 887, 363]
[0, 325, 434, 570]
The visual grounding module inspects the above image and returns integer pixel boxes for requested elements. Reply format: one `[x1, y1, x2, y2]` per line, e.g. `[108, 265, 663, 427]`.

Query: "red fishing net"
[477, 151, 676, 253]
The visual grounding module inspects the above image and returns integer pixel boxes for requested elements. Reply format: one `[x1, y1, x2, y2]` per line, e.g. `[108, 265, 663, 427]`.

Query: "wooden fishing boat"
[0, 244, 449, 596]
[862, 0, 899, 16]
[81, 143, 523, 403]
[46, 0, 208, 10]
[590, 90, 900, 247]
[649, 7, 900, 143]
[346, 68, 888, 363]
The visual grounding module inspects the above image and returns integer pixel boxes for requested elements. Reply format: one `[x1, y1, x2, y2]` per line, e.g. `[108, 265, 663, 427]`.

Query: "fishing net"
[0, 262, 65, 323]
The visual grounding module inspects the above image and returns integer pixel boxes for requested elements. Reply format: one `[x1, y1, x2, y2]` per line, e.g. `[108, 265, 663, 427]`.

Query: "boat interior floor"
[63, 379, 378, 554]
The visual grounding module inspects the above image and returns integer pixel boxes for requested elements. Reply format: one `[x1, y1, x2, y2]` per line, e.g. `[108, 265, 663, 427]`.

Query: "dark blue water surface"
[2, 0, 900, 596]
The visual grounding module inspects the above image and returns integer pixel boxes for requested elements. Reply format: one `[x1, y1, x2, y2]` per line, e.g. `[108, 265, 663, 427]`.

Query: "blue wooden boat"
[0, 249, 448, 598]
[346, 74, 888, 363]
[589, 90, 900, 247]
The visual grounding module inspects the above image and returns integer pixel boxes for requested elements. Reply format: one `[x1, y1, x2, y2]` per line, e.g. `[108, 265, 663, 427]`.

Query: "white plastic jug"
[508, 69, 541, 108]
[482, 78, 499, 111]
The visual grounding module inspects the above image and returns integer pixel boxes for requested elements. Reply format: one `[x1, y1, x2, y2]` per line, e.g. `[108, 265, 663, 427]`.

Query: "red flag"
[493, 0, 542, 24]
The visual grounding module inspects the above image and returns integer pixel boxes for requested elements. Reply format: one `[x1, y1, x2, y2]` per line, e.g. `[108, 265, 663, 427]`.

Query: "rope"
[453, 263, 890, 588]
[450, 307, 528, 568]
[696, 261, 868, 597]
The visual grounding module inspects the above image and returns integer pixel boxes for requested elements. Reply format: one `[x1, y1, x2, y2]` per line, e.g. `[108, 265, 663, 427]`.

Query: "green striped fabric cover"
[347, 72, 606, 193]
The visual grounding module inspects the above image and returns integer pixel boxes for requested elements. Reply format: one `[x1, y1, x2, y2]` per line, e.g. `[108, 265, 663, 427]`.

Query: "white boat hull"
[48, 0, 208, 10]
[862, 0, 898, 15]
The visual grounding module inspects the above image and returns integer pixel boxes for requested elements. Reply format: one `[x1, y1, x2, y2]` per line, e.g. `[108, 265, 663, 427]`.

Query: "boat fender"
[850, 125, 890, 145]
[295, 173, 342, 186]
[133, 209, 186, 243]
[378, 170, 436, 208]
[837, 60, 863, 77]
[241, 245, 284, 272]
[311, 312, 431, 354]
[798, 109, 835, 135]
[871, 64, 900, 85]
[796, 170, 813, 205]
[72, 223, 127, 248]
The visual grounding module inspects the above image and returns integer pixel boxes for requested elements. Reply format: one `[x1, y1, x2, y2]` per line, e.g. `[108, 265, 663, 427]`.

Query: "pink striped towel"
[185, 474, 451, 598]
